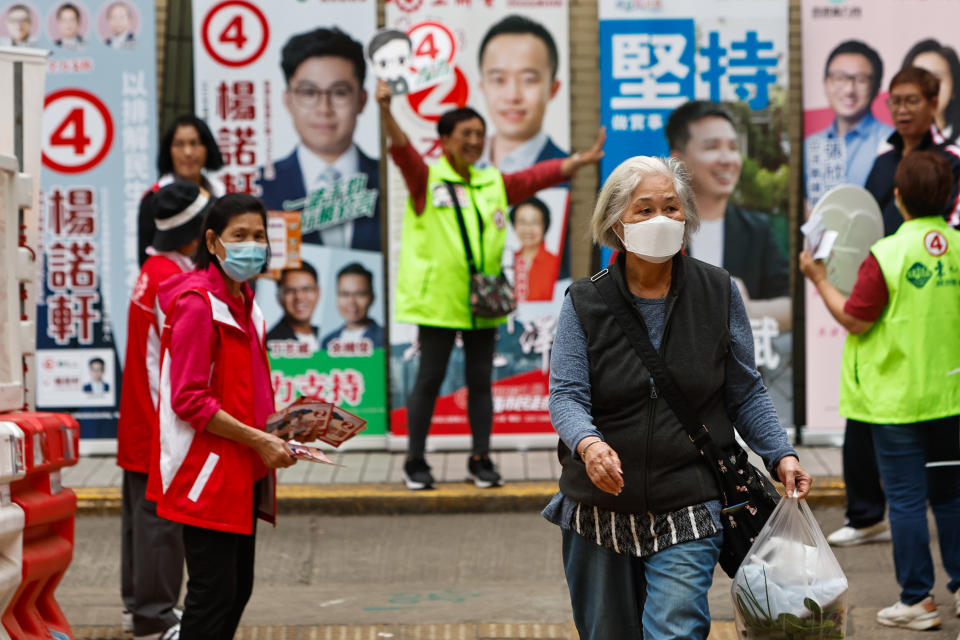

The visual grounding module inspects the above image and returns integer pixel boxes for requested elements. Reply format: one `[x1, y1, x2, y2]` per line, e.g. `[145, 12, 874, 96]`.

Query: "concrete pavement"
[60, 508, 960, 639]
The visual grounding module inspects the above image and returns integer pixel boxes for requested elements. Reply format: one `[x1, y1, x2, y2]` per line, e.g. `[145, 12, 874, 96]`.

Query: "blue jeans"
[872, 417, 960, 604]
[561, 527, 722, 639]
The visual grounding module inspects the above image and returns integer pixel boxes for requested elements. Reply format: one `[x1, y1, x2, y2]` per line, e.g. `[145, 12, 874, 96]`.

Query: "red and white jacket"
[117, 251, 193, 473]
[148, 265, 276, 534]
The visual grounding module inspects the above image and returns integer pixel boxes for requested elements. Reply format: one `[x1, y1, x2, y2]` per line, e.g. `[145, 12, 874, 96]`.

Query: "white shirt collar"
[146, 246, 195, 272]
[480, 131, 548, 173]
[297, 144, 359, 191]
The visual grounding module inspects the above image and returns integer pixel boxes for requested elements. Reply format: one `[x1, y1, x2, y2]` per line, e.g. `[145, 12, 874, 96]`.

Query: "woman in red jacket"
[152, 193, 296, 640]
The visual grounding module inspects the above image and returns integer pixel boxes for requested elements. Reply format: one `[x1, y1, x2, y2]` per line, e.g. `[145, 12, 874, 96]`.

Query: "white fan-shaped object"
[810, 185, 884, 295]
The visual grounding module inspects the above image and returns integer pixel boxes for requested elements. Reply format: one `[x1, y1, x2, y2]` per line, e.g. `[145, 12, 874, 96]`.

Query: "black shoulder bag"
[444, 181, 516, 318]
[591, 269, 781, 579]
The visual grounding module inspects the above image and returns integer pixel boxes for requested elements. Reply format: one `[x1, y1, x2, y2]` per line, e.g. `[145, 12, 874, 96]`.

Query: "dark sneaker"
[467, 454, 503, 488]
[402, 458, 435, 490]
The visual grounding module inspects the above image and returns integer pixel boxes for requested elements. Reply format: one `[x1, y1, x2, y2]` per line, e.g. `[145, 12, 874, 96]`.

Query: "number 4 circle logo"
[925, 229, 948, 257]
[202, 0, 269, 68]
[42, 89, 114, 174]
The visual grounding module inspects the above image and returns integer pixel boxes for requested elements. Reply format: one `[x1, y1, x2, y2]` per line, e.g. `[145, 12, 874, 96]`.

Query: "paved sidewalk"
[64, 445, 845, 513]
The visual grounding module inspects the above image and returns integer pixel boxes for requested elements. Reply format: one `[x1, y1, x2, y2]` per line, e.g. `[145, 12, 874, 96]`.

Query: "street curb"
[73, 477, 846, 515]
[71, 621, 741, 639]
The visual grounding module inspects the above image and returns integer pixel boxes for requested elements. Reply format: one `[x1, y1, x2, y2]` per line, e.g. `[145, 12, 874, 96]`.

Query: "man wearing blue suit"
[477, 15, 568, 172]
[259, 27, 381, 252]
[82, 357, 110, 396]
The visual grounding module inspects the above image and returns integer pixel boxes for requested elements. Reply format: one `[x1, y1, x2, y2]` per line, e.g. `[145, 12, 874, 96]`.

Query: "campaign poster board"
[801, 0, 960, 436]
[32, 0, 156, 440]
[598, 0, 793, 427]
[385, 0, 571, 448]
[192, 0, 386, 442]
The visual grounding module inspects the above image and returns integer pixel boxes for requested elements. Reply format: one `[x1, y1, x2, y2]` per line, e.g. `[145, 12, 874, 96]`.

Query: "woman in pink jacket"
[151, 193, 296, 640]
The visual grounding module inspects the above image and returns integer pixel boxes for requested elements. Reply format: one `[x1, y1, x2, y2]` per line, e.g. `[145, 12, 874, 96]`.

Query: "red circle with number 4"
[925, 229, 949, 257]
[42, 89, 114, 174]
[202, 0, 269, 68]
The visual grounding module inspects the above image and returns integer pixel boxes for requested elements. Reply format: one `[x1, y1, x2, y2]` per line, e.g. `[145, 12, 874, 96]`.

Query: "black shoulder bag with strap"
[443, 180, 516, 318]
[590, 268, 781, 579]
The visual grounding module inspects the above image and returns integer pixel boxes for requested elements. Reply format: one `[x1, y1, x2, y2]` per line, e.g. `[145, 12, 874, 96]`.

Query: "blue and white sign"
[31, 0, 157, 440]
[599, 0, 787, 185]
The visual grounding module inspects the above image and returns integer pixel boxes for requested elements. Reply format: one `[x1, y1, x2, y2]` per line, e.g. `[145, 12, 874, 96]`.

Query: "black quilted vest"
[558, 253, 736, 514]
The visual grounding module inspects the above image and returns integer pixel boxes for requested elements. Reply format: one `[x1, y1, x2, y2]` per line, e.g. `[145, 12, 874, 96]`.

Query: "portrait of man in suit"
[321, 262, 384, 351]
[259, 27, 381, 252]
[104, 2, 135, 49]
[53, 2, 84, 50]
[667, 100, 791, 329]
[478, 14, 567, 172]
[82, 357, 109, 396]
[266, 261, 322, 354]
[2, 4, 34, 47]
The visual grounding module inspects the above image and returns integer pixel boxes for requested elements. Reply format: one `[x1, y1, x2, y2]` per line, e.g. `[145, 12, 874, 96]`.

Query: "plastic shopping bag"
[732, 496, 849, 639]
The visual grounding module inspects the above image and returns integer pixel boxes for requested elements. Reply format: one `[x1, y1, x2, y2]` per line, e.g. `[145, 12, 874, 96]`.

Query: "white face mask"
[619, 216, 685, 263]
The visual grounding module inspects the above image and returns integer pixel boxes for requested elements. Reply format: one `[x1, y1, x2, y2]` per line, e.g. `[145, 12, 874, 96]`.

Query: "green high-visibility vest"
[840, 216, 960, 423]
[394, 156, 509, 330]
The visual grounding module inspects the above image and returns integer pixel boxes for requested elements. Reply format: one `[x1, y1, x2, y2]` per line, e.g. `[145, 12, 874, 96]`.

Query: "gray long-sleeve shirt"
[543, 278, 796, 534]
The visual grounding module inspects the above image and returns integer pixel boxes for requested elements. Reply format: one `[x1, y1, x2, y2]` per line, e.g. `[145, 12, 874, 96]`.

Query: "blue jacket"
[258, 148, 382, 252]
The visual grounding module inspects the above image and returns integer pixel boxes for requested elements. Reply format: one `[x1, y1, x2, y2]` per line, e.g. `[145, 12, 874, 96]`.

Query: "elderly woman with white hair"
[544, 156, 812, 639]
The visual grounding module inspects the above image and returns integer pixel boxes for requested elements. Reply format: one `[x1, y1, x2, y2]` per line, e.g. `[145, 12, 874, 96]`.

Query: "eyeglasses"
[826, 72, 873, 88]
[887, 95, 926, 111]
[290, 83, 356, 109]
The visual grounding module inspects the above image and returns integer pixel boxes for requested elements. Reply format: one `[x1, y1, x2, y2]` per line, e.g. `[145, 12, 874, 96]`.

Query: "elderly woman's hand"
[578, 436, 624, 495]
[776, 456, 812, 500]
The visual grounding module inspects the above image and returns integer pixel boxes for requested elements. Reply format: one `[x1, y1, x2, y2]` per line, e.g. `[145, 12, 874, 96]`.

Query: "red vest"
[150, 288, 275, 534]
[117, 254, 188, 473]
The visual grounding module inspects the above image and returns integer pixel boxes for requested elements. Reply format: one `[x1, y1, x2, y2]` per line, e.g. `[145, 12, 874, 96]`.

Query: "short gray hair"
[591, 156, 700, 252]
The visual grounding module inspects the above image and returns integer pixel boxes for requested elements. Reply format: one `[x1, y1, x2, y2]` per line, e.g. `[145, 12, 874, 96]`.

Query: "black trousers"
[179, 485, 259, 640]
[406, 325, 496, 459]
[120, 470, 184, 635]
[843, 418, 887, 528]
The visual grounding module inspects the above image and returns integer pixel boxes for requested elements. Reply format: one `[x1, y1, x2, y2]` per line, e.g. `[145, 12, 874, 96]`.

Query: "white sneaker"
[953, 589, 960, 618]
[826, 522, 891, 546]
[876, 597, 941, 630]
[121, 610, 133, 633]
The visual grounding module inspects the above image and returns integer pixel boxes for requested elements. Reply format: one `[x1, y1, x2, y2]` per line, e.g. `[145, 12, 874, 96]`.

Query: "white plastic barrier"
[0, 47, 46, 412]
[0, 421, 26, 640]
[0, 157, 34, 413]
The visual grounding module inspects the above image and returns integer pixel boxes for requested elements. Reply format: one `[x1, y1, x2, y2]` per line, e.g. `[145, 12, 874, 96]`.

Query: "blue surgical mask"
[217, 240, 267, 281]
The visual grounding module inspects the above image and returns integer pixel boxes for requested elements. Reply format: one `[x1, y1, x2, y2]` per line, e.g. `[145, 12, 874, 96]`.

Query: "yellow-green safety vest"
[840, 216, 960, 423]
[394, 156, 510, 330]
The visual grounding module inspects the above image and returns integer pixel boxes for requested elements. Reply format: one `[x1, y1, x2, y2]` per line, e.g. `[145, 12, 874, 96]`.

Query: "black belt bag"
[444, 181, 516, 318]
[591, 270, 780, 579]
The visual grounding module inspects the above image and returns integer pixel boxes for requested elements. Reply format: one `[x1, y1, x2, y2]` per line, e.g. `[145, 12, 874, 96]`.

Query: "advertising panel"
[192, 0, 386, 442]
[598, 0, 793, 426]
[385, 0, 571, 447]
[600, 0, 793, 425]
[31, 0, 156, 440]
[801, 0, 960, 435]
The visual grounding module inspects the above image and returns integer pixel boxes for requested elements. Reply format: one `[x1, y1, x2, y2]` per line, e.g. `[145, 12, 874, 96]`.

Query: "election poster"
[598, 0, 793, 427]
[192, 0, 387, 442]
[801, 0, 960, 435]
[385, 0, 571, 448]
[31, 0, 156, 441]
